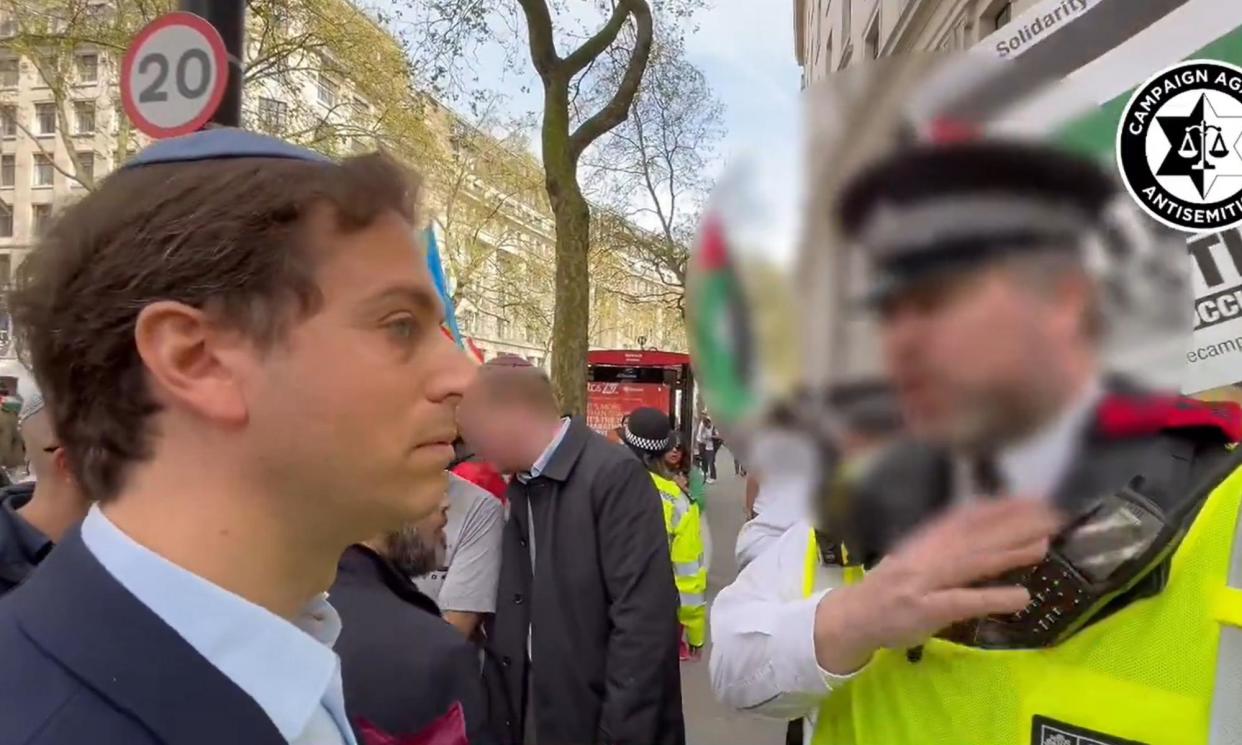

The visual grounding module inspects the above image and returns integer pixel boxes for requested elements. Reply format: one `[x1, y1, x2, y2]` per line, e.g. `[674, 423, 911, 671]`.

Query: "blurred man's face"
[240, 210, 476, 538]
[457, 392, 540, 473]
[383, 497, 449, 577]
[879, 263, 1086, 451]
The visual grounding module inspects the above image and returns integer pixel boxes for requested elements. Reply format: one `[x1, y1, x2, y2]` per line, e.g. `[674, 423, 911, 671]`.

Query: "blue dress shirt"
[80, 506, 358, 745]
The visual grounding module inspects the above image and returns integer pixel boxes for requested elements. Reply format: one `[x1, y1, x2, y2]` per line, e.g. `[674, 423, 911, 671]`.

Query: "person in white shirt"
[414, 472, 504, 637]
[708, 140, 1240, 745]
[696, 415, 720, 482]
[734, 382, 901, 573]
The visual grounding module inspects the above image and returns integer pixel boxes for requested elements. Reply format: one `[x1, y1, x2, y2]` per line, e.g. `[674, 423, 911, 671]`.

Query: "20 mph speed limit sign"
[121, 12, 228, 139]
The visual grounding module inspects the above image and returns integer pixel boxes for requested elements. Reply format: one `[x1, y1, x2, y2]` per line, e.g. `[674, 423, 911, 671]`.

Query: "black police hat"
[836, 140, 1117, 305]
[623, 407, 675, 456]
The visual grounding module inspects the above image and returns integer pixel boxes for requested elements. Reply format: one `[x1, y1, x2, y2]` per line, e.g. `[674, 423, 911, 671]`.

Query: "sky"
[377, 0, 804, 183]
[681, 0, 802, 177]
[371, 0, 806, 262]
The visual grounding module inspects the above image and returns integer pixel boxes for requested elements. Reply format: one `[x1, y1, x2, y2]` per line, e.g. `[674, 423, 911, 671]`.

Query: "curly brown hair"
[10, 151, 420, 501]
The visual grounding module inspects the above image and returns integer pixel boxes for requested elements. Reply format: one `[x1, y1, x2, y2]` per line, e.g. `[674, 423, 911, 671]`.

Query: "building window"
[113, 101, 126, 133]
[0, 14, 16, 38]
[0, 155, 12, 187]
[84, 3, 109, 23]
[257, 97, 288, 132]
[0, 105, 14, 137]
[36, 53, 56, 86]
[76, 53, 98, 83]
[0, 58, 17, 88]
[75, 100, 95, 134]
[36, 102, 56, 135]
[34, 154, 54, 187]
[841, 0, 851, 46]
[865, 13, 880, 59]
[497, 317, 510, 339]
[76, 152, 94, 184]
[32, 203, 52, 235]
[991, 2, 1013, 32]
[0, 254, 9, 286]
[317, 70, 339, 107]
[0, 204, 11, 238]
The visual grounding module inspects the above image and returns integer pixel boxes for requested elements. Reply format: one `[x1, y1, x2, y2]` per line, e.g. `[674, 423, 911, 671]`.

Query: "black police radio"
[816, 439, 1242, 652]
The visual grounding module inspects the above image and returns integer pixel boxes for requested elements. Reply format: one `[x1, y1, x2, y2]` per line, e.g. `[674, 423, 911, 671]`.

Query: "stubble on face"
[887, 269, 1080, 454]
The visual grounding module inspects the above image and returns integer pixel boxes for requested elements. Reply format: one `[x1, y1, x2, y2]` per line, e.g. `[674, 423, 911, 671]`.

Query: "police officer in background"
[709, 139, 1242, 745]
[622, 407, 709, 658]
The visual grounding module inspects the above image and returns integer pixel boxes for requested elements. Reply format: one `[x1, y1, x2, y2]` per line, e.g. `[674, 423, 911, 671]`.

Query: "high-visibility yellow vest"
[652, 472, 708, 647]
[803, 463, 1242, 745]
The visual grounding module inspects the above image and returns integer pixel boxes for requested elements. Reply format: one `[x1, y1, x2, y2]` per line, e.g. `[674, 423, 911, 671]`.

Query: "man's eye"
[385, 317, 418, 343]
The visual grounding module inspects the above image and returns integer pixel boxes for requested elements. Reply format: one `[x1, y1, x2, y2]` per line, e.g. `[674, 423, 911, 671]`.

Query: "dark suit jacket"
[486, 417, 685, 745]
[331, 545, 491, 744]
[0, 528, 305, 745]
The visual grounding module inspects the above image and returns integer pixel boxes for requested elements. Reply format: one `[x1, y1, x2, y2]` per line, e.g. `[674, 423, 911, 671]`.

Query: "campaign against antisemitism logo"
[1117, 60, 1242, 233]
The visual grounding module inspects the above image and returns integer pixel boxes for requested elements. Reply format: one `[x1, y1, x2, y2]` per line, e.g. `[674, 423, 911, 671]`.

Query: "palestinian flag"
[687, 213, 756, 424]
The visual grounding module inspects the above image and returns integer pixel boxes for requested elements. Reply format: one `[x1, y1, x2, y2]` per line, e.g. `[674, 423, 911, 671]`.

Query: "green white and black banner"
[957, 0, 1242, 394]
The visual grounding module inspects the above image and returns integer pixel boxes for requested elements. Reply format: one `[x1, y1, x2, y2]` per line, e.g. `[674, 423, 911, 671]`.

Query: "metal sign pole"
[179, 0, 243, 127]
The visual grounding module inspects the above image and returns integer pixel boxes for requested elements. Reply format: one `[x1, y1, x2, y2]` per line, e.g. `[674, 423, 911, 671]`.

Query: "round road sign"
[121, 12, 228, 139]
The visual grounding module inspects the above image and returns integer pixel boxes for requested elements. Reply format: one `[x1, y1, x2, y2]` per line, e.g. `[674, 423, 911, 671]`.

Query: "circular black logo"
[1117, 59, 1242, 233]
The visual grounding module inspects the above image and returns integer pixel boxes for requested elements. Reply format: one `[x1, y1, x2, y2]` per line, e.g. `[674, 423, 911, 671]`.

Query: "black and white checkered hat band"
[623, 428, 671, 453]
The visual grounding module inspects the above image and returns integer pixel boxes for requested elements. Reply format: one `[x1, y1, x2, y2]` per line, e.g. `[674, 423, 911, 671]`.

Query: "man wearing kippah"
[710, 139, 1242, 745]
[0, 128, 476, 744]
[0, 391, 88, 597]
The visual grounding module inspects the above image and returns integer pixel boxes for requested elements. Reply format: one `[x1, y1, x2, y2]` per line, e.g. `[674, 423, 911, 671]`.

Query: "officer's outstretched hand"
[812, 499, 1062, 676]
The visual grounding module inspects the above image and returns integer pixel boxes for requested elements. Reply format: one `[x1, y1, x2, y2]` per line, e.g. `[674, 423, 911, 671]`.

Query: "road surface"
[683, 451, 785, 745]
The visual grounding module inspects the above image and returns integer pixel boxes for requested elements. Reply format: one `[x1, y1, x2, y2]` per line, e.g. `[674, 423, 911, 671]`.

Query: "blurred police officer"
[710, 139, 1242, 745]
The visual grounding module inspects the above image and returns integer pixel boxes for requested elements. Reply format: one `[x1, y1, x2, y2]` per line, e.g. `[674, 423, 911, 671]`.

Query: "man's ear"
[51, 447, 73, 482]
[133, 301, 249, 426]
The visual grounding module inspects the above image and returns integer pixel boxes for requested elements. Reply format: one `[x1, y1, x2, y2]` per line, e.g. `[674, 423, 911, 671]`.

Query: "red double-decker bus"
[585, 349, 696, 447]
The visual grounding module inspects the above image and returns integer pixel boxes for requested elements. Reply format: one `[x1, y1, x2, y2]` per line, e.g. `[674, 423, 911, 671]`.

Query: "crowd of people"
[2, 121, 1240, 745]
[0, 128, 733, 745]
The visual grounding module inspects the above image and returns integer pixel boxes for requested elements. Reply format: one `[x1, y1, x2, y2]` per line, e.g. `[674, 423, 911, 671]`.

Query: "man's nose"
[428, 339, 479, 404]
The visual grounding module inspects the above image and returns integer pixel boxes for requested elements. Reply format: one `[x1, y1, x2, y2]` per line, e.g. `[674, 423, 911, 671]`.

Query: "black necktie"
[971, 455, 1006, 498]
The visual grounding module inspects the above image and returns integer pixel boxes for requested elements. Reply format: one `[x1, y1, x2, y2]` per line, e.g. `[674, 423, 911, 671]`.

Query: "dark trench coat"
[484, 417, 685, 745]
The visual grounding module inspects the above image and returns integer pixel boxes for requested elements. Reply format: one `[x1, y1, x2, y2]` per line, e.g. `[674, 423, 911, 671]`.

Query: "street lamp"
[637, 335, 647, 350]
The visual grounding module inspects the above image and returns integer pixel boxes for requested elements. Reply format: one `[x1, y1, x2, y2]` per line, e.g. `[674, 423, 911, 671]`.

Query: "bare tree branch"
[515, 0, 560, 77]
[568, 0, 652, 158]
[562, 0, 629, 75]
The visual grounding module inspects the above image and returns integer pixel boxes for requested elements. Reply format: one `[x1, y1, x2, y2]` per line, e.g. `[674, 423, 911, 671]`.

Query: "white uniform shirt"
[710, 380, 1104, 720]
[734, 428, 821, 571]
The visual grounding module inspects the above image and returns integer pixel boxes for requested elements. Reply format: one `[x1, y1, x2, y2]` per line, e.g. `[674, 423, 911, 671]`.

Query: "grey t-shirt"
[415, 473, 504, 613]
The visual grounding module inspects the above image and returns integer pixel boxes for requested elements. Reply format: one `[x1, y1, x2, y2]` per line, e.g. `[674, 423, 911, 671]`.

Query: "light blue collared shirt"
[80, 506, 357, 745]
[527, 417, 571, 481]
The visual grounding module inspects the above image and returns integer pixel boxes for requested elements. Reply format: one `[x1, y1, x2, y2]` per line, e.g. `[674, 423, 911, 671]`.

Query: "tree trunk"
[548, 178, 591, 416]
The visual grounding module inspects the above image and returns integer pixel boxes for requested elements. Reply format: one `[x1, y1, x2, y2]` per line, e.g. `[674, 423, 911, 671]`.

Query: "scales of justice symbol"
[1177, 119, 1230, 172]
